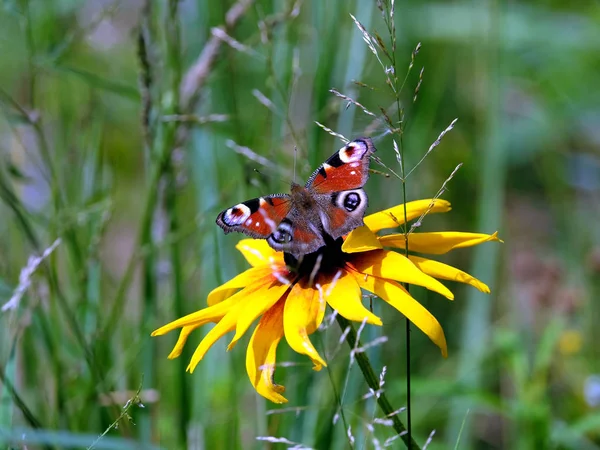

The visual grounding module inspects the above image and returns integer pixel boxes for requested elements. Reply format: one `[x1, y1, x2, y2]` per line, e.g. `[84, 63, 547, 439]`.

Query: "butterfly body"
[216, 138, 376, 258]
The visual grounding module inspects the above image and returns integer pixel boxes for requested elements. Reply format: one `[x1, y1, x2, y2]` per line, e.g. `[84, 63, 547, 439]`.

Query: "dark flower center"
[284, 235, 347, 277]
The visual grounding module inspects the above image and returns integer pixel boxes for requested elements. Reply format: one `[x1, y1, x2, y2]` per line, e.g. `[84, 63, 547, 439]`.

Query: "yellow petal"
[228, 281, 291, 349]
[342, 225, 384, 253]
[409, 256, 490, 293]
[236, 239, 283, 267]
[207, 266, 274, 306]
[283, 281, 327, 370]
[246, 300, 288, 403]
[187, 307, 241, 372]
[187, 278, 290, 372]
[349, 250, 454, 300]
[168, 325, 196, 359]
[364, 199, 451, 232]
[353, 272, 447, 357]
[305, 283, 327, 335]
[151, 287, 247, 337]
[320, 270, 382, 326]
[379, 231, 502, 255]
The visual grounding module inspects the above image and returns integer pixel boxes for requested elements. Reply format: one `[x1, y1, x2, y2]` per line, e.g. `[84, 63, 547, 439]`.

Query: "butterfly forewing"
[305, 138, 376, 194]
[216, 194, 291, 239]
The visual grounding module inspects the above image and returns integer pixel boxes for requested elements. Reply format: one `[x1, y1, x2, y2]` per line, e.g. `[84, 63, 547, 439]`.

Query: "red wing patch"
[290, 226, 321, 246]
[216, 195, 291, 239]
[306, 138, 376, 194]
[327, 206, 348, 231]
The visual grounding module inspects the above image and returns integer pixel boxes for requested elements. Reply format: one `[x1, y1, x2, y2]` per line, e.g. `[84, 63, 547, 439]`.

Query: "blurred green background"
[1, 0, 600, 448]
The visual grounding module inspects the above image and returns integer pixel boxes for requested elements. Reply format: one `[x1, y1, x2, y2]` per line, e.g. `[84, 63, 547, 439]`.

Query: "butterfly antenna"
[293, 146, 298, 184]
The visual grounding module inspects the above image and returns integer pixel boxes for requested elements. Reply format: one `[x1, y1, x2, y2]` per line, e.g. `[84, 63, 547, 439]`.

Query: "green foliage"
[0, 0, 599, 449]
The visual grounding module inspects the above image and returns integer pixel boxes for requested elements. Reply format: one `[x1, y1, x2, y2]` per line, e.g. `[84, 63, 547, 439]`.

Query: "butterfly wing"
[271, 202, 327, 257]
[314, 188, 370, 239]
[216, 138, 376, 257]
[216, 194, 292, 240]
[306, 138, 376, 239]
[305, 138, 376, 194]
[216, 193, 326, 256]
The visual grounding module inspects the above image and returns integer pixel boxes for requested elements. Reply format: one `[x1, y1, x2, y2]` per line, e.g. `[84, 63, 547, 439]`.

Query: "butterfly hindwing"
[216, 194, 291, 239]
[313, 188, 369, 240]
[268, 205, 326, 256]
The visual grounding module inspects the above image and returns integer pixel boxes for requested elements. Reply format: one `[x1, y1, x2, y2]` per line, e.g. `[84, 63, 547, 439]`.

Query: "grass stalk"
[336, 315, 421, 450]
[335, 1, 373, 149]
[137, 0, 184, 443]
[0, 335, 17, 444]
[104, 0, 253, 336]
[381, 2, 418, 445]
[0, 163, 120, 426]
[0, 355, 46, 433]
[1, 63, 115, 427]
[163, 0, 190, 445]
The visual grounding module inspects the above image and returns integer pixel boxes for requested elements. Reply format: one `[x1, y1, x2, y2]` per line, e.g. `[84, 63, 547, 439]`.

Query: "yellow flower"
[152, 199, 500, 403]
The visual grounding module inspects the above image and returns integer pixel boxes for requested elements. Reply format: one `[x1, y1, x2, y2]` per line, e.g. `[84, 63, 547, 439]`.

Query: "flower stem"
[336, 315, 421, 449]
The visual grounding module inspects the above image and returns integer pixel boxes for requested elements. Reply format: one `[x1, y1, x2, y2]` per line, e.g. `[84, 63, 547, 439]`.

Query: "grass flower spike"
[152, 198, 500, 403]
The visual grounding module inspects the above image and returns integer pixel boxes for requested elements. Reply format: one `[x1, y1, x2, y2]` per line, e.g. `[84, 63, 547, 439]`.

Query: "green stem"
[337, 315, 421, 449]
[0, 167, 120, 427]
[163, 0, 189, 445]
[384, 1, 414, 442]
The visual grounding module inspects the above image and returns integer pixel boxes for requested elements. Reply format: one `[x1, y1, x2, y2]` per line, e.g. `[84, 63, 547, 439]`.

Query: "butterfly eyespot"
[272, 229, 292, 244]
[343, 192, 361, 212]
[222, 204, 251, 226]
[270, 221, 293, 244]
[339, 140, 368, 163]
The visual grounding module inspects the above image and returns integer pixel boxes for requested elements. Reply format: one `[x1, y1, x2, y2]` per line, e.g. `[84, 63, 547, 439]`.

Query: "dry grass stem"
[315, 121, 350, 143]
[423, 430, 436, 449]
[387, 407, 407, 417]
[373, 418, 394, 426]
[406, 118, 458, 178]
[330, 88, 377, 117]
[413, 67, 424, 103]
[256, 436, 311, 448]
[351, 336, 388, 360]
[409, 163, 463, 234]
[180, 0, 255, 109]
[384, 431, 408, 448]
[349, 13, 385, 70]
[265, 406, 310, 416]
[162, 114, 229, 124]
[252, 89, 280, 115]
[2, 238, 61, 312]
[225, 139, 280, 171]
[347, 425, 356, 446]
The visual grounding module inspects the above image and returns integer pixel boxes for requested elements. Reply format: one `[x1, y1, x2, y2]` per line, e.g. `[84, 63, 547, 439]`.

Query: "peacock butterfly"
[216, 138, 376, 258]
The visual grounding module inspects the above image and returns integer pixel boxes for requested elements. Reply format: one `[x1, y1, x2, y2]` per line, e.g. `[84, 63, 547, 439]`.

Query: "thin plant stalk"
[381, 1, 416, 444]
[337, 315, 421, 450]
[163, 0, 190, 445]
[103, 0, 252, 339]
[347, 2, 422, 445]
